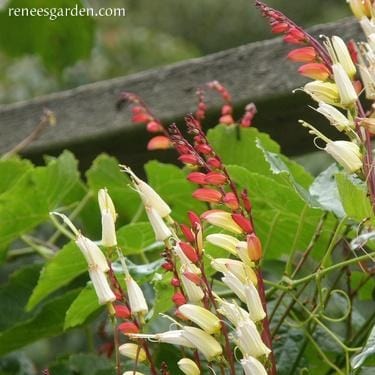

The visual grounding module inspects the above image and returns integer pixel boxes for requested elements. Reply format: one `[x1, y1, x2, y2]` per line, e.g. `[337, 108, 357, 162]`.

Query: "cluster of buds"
[117, 91, 172, 151]
[256, 1, 367, 176]
[195, 80, 257, 128]
[120, 113, 272, 374]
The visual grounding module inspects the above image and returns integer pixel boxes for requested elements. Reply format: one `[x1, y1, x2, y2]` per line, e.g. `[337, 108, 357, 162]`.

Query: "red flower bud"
[223, 192, 239, 210]
[187, 172, 207, 185]
[231, 213, 253, 233]
[178, 154, 199, 165]
[172, 292, 187, 306]
[241, 190, 252, 213]
[247, 233, 263, 261]
[195, 143, 212, 154]
[118, 322, 139, 334]
[171, 277, 181, 287]
[162, 262, 174, 271]
[221, 104, 233, 115]
[204, 172, 227, 185]
[287, 47, 317, 62]
[179, 242, 199, 263]
[114, 305, 131, 319]
[188, 211, 201, 227]
[146, 121, 163, 133]
[207, 157, 222, 169]
[271, 21, 289, 33]
[180, 223, 195, 243]
[192, 188, 222, 203]
[219, 114, 234, 125]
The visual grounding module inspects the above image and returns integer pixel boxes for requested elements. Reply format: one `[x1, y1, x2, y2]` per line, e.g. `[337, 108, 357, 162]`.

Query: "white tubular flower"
[221, 271, 246, 302]
[201, 210, 243, 234]
[212, 258, 257, 285]
[206, 233, 239, 255]
[332, 63, 358, 107]
[181, 270, 204, 303]
[75, 235, 109, 272]
[303, 80, 340, 106]
[89, 268, 116, 305]
[241, 356, 268, 375]
[300, 121, 362, 173]
[98, 188, 117, 222]
[244, 282, 266, 322]
[178, 358, 200, 375]
[125, 275, 148, 316]
[98, 188, 117, 247]
[178, 304, 221, 334]
[358, 65, 375, 100]
[128, 330, 196, 348]
[182, 326, 223, 361]
[119, 343, 147, 362]
[331, 36, 356, 78]
[325, 141, 362, 173]
[216, 299, 249, 327]
[101, 211, 117, 247]
[349, 0, 371, 19]
[235, 319, 271, 358]
[121, 166, 171, 218]
[145, 206, 172, 241]
[316, 102, 352, 131]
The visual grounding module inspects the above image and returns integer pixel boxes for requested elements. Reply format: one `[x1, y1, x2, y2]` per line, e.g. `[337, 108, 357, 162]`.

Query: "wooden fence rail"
[0, 17, 363, 168]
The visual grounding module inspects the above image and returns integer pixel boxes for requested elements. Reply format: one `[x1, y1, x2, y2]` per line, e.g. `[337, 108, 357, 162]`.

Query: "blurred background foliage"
[0, 0, 351, 104]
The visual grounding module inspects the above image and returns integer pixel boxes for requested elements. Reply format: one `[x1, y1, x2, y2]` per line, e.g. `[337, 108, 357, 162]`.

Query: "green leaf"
[0, 158, 32, 194]
[27, 241, 86, 310]
[352, 325, 375, 369]
[208, 125, 313, 188]
[117, 222, 156, 255]
[0, 0, 95, 73]
[64, 284, 102, 329]
[227, 165, 335, 259]
[0, 265, 41, 331]
[86, 154, 141, 224]
[0, 290, 78, 355]
[145, 161, 206, 222]
[0, 151, 80, 258]
[309, 164, 345, 218]
[336, 173, 373, 222]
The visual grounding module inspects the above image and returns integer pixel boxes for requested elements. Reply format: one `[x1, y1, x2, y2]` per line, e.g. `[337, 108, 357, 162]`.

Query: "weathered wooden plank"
[0, 17, 363, 162]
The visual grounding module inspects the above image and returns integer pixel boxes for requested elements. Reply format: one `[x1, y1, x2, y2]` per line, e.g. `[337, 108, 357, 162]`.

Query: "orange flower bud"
[287, 47, 317, 62]
[247, 233, 262, 261]
[298, 63, 330, 81]
[192, 188, 222, 203]
[147, 136, 171, 150]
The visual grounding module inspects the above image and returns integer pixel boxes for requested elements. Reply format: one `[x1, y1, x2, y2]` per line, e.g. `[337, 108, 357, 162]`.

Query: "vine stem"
[289, 251, 375, 287]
